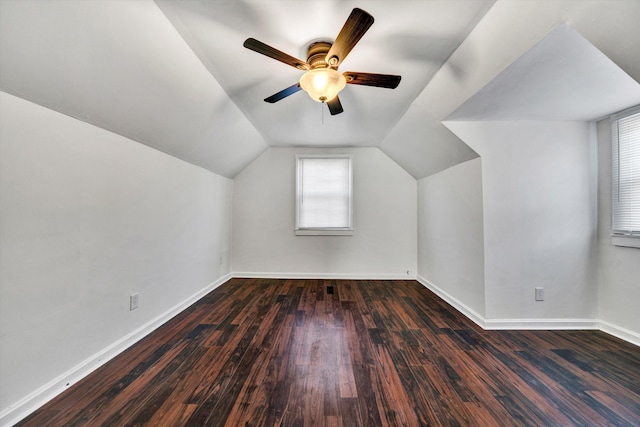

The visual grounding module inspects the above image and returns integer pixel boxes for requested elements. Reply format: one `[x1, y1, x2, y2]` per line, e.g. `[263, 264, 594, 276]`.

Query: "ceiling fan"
[243, 7, 401, 115]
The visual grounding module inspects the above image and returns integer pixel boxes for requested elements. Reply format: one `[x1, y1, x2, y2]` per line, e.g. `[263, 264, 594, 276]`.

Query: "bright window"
[611, 105, 640, 248]
[295, 155, 353, 236]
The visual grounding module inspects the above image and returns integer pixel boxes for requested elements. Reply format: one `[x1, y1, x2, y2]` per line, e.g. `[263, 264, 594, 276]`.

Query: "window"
[295, 155, 353, 236]
[611, 105, 640, 248]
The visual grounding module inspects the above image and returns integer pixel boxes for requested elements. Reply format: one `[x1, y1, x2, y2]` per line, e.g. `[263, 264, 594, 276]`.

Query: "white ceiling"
[447, 24, 640, 122]
[1, 0, 640, 179]
[0, 0, 268, 177]
[155, 0, 494, 147]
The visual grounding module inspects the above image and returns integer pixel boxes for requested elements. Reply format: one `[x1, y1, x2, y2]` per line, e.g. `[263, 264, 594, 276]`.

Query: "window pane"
[297, 156, 352, 230]
[612, 108, 640, 236]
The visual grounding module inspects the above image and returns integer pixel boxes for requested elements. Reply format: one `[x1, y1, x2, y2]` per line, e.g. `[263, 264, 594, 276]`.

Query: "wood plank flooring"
[17, 278, 640, 426]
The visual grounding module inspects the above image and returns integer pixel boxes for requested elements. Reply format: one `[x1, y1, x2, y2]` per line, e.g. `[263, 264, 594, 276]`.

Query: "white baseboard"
[599, 320, 640, 346]
[233, 271, 417, 280]
[416, 275, 636, 345]
[0, 273, 232, 427]
[483, 318, 599, 330]
[416, 275, 486, 328]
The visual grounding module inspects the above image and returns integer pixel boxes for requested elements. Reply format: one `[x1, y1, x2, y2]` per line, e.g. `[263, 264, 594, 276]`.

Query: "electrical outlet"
[130, 293, 139, 311]
[535, 287, 544, 301]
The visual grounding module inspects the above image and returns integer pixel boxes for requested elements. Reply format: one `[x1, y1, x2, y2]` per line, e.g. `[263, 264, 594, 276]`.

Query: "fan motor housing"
[306, 41, 333, 69]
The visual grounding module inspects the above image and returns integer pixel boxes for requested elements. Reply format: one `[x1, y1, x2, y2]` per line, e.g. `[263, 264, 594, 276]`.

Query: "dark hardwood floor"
[17, 278, 640, 426]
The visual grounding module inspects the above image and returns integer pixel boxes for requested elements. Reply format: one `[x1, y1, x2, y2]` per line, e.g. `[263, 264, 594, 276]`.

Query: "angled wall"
[417, 158, 485, 320]
[0, 92, 233, 424]
[417, 21, 639, 337]
[445, 121, 598, 325]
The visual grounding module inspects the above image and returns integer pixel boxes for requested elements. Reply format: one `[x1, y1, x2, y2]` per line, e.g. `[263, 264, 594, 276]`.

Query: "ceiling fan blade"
[327, 96, 344, 115]
[264, 83, 302, 103]
[325, 8, 374, 68]
[343, 72, 401, 89]
[244, 38, 310, 70]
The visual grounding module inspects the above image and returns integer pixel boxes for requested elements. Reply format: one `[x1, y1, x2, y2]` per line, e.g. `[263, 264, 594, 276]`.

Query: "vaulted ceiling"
[1, 0, 639, 179]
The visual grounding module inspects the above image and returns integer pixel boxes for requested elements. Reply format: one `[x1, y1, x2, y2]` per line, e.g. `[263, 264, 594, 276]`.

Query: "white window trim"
[295, 154, 354, 236]
[295, 228, 354, 236]
[611, 235, 640, 248]
[610, 104, 640, 249]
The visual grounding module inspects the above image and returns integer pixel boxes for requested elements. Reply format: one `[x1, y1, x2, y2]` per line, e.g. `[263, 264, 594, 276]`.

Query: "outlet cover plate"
[130, 293, 139, 310]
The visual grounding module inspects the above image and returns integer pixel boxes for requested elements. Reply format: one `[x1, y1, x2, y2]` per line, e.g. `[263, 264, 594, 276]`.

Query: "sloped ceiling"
[1, 0, 640, 179]
[155, 0, 493, 148]
[0, 0, 267, 178]
[447, 24, 640, 122]
[0, 0, 493, 178]
[380, 0, 640, 178]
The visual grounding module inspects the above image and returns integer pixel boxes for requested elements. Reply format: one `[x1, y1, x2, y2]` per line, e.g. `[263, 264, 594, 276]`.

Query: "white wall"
[596, 119, 640, 338]
[0, 92, 233, 422]
[444, 121, 598, 322]
[232, 147, 417, 278]
[417, 158, 485, 318]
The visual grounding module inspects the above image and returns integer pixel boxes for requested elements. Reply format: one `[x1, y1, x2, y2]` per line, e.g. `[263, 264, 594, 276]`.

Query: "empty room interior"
[1, 0, 639, 426]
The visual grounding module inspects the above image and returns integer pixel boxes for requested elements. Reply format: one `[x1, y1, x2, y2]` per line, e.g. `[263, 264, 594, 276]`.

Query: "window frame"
[610, 104, 640, 248]
[294, 154, 354, 236]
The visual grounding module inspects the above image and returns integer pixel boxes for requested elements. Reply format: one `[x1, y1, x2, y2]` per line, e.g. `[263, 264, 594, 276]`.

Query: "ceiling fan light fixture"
[244, 8, 399, 114]
[299, 68, 346, 103]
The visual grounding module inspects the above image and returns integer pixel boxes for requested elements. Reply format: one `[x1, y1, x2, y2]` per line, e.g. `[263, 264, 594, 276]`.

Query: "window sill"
[295, 229, 354, 236]
[611, 235, 640, 248]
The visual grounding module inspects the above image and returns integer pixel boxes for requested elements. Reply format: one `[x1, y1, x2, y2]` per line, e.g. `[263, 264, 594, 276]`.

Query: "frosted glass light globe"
[299, 68, 347, 103]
